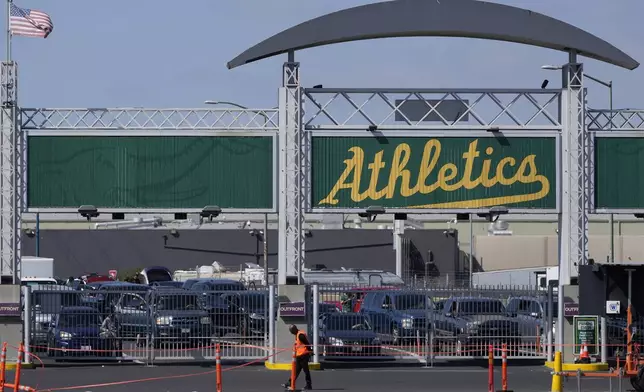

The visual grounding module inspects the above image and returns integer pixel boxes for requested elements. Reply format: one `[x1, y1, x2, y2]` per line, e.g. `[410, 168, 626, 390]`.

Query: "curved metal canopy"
[227, 0, 638, 70]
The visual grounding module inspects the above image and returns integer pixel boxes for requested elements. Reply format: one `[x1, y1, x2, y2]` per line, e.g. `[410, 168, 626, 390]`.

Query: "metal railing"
[27, 286, 270, 364]
[25, 283, 563, 366]
[314, 285, 551, 361]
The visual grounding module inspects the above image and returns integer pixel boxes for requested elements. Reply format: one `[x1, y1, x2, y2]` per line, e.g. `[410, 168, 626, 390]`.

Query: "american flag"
[10, 3, 53, 38]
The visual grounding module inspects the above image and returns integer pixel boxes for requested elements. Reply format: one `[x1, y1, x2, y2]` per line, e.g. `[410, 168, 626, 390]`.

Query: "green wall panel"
[28, 136, 274, 209]
[312, 136, 557, 209]
[595, 137, 644, 209]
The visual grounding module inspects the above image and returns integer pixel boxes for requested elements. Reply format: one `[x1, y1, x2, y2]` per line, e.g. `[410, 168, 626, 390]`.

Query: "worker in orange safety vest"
[282, 324, 312, 390]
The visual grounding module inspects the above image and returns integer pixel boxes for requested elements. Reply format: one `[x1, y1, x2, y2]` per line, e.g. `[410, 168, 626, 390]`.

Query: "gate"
[27, 286, 270, 365]
[314, 284, 549, 363]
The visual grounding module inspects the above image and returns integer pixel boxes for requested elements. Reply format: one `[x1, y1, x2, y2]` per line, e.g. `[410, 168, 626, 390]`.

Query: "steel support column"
[0, 61, 21, 283]
[559, 60, 588, 286]
[557, 58, 588, 352]
[278, 59, 305, 284]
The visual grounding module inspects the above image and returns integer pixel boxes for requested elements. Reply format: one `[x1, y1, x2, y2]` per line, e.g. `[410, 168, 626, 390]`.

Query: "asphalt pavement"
[7, 363, 627, 392]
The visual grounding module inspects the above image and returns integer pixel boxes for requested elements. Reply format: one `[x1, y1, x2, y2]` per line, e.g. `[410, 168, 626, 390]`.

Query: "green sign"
[573, 315, 599, 356]
[27, 135, 274, 210]
[312, 136, 557, 209]
[595, 137, 644, 210]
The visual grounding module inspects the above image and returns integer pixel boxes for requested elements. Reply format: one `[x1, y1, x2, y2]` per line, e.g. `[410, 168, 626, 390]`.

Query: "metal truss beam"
[303, 88, 561, 130]
[0, 62, 21, 282]
[278, 61, 306, 285]
[559, 62, 589, 287]
[20, 108, 279, 130]
[586, 109, 644, 131]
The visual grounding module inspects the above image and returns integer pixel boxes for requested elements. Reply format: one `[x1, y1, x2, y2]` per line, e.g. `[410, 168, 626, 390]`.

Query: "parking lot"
[6, 363, 619, 392]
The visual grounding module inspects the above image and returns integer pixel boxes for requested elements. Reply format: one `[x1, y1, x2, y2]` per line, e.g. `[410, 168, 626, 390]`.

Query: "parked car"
[151, 281, 184, 289]
[181, 278, 209, 291]
[332, 287, 400, 313]
[359, 290, 433, 345]
[433, 297, 521, 356]
[85, 282, 151, 314]
[319, 313, 382, 358]
[109, 289, 213, 348]
[46, 306, 116, 357]
[202, 293, 247, 337]
[81, 273, 114, 285]
[188, 279, 246, 294]
[31, 285, 84, 350]
[220, 291, 268, 337]
[505, 295, 556, 351]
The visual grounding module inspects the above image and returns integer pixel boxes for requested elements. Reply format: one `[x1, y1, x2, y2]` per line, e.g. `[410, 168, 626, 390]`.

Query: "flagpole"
[6, 0, 11, 61]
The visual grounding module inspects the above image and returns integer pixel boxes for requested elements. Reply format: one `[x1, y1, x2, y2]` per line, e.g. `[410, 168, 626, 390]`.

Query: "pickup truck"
[359, 290, 432, 345]
[107, 289, 213, 348]
[505, 295, 555, 352]
[433, 297, 521, 356]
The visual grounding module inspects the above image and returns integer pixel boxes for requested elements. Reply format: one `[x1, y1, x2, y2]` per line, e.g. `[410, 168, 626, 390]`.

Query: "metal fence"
[315, 285, 551, 361]
[28, 286, 270, 365]
[26, 283, 558, 365]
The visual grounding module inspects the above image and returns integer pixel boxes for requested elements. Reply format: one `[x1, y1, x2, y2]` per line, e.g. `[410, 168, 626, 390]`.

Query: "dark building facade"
[22, 229, 461, 282]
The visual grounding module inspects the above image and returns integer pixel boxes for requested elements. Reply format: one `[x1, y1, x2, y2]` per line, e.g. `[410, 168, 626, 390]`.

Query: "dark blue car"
[47, 306, 116, 357]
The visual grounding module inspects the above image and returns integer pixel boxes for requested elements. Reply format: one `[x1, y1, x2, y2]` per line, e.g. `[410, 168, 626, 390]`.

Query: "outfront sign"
[312, 136, 557, 210]
[279, 302, 306, 317]
[564, 302, 579, 317]
[0, 303, 21, 317]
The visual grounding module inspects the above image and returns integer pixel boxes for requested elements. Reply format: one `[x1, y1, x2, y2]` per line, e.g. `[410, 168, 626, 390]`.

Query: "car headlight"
[466, 321, 481, 332]
[328, 337, 344, 346]
[156, 316, 172, 326]
[249, 312, 264, 320]
[59, 331, 72, 340]
[200, 317, 211, 324]
[372, 337, 380, 344]
[401, 318, 413, 329]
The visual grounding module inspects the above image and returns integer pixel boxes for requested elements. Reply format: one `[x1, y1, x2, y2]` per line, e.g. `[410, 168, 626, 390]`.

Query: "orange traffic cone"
[577, 344, 590, 364]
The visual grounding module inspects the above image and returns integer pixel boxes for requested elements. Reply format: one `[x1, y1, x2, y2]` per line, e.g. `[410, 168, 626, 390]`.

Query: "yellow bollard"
[551, 351, 563, 392]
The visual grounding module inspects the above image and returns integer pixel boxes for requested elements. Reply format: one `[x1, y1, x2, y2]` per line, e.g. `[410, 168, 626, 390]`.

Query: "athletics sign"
[312, 136, 557, 211]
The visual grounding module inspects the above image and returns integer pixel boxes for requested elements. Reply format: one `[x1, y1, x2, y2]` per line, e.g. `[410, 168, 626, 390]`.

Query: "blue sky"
[4, 0, 643, 110]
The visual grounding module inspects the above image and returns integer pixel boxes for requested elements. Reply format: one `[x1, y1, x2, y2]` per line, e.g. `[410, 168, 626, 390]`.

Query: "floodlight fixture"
[78, 205, 99, 221]
[200, 205, 222, 221]
[358, 206, 386, 222]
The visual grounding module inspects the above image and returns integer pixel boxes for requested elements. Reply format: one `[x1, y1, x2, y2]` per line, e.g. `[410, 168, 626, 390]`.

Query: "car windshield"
[156, 295, 201, 310]
[395, 294, 429, 310]
[459, 300, 506, 315]
[58, 312, 101, 328]
[33, 292, 82, 313]
[325, 315, 371, 331]
[146, 269, 172, 282]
